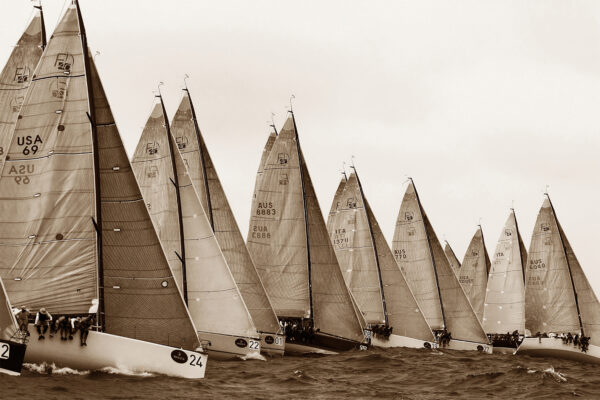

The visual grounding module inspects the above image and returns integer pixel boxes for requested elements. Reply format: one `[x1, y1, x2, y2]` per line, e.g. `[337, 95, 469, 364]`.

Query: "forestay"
[171, 91, 279, 335]
[0, 7, 45, 169]
[483, 210, 526, 334]
[459, 227, 490, 323]
[0, 4, 200, 349]
[393, 181, 488, 343]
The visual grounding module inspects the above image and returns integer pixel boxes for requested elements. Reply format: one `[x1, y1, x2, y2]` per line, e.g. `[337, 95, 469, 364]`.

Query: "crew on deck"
[34, 308, 52, 340]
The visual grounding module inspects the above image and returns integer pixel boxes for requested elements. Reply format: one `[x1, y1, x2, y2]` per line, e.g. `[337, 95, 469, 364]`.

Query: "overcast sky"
[2, 0, 600, 293]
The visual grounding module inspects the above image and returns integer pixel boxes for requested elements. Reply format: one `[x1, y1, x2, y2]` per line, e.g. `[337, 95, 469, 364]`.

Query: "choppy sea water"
[2, 347, 599, 399]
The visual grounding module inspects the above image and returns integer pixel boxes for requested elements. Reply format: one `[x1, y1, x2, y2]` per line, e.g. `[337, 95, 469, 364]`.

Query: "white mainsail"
[247, 115, 364, 343]
[392, 180, 488, 343]
[0, 3, 200, 349]
[132, 98, 257, 340]
[171, 91, 280, 336]
[0, 276, 17, 341]
[458, 227, 490, 323]
[0, 6, 45, 169]
[328, 171, 434, 342]
[483, 210, 526, 334]
[444, 242, 461, 276]
[525, 196, 600, 344]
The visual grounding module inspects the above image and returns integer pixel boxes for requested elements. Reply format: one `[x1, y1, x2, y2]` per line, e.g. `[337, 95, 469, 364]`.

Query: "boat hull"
[0, 339, 26, 376]
[441, 339, 493, 353]
[197, 331, 262, 360]
[284, 332, 363, 356]
[371, 334, 437, 349]
[516, 337, 600, 363]
[259, 333, 285, 357]
[24, 325, 207, 378]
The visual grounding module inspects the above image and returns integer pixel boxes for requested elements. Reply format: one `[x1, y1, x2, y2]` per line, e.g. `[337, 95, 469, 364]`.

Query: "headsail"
[458, 227, 490, 323]
[483, 210, 526, 334]
[326, 174, 347, 234]
[444, 242, 461, 276]
[132, 97, 257, 339]
[170, 90, 280, 335]
[0, 5, 45, 169]
[392, 181, 488, 343]
[525, 196, 600, 344]
[247, 115, 364, 342]
[0, 276, 18, 341]
[0, 3, 199, 349]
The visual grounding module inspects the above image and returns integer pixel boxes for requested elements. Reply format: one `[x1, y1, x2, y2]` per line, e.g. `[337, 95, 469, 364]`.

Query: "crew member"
[79, 315, 94, 346]
[15, 306, 30, 336]
[35, 308, 53, 340]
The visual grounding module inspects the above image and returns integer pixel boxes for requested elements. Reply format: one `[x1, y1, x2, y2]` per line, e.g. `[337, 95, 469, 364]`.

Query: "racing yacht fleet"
[0, 1, 598, 377]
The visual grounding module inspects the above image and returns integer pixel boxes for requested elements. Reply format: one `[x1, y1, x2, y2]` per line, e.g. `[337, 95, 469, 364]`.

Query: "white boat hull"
[441, 339, 493, 353]
[259, 333, 285, 357]
[197, 331, 262, 360]
[24, 325, 207, 378]
[516, 337, 600, 363]
[371, 334, 436, 349]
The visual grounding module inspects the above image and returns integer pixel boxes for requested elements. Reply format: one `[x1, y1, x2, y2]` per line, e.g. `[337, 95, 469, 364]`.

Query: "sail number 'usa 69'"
[0, 342, 9, 360]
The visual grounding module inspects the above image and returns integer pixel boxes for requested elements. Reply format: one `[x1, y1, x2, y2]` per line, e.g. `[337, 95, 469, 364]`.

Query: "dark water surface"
[2, 347, 599, 399]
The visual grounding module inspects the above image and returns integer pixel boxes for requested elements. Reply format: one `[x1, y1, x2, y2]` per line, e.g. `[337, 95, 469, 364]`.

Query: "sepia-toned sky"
[2, 1, 600, 293]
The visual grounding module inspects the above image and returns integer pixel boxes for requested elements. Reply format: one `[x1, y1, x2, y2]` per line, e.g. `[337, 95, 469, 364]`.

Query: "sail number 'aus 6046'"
[0, 343, 9, 360]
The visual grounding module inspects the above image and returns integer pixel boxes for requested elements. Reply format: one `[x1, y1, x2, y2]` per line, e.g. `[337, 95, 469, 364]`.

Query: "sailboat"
[0, 1, 207, 378]
[392, 180, 492, 352]
[0, 276, 26, 376]
[169, 89, 284, 356]
[0, 3, 46, 169]
[132, 95, 261, 360]
[444, 241, 461, 276]
[247, 113, 367, 354]
[483, 209, 527, 353]
[516, 195, 600, 362]
[458, 226, 491, 324]
[327, 169, 436, 349]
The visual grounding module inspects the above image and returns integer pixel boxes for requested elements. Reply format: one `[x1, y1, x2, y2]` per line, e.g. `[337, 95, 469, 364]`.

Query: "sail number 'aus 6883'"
[256, 202, 277, 216]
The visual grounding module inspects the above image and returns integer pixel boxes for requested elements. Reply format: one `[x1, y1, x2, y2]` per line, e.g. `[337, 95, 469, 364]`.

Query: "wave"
[24, 362, 89, 375]
[239, 351, 266, 361]
[98, 366, 155, 377]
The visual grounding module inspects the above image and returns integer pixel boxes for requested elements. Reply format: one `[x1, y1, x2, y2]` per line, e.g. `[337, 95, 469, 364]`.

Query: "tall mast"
[546, 194, 584, 336]
[353, 167, 388, 326]
[512, 208, 526, 283]
[411, 179, 447, 329]
[291, 111, 313, 321]
[74, 0, 104, 330]
[160, 94, 188, 304]
[184, 87, 214, 230]
[34, 2, 47, 49]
